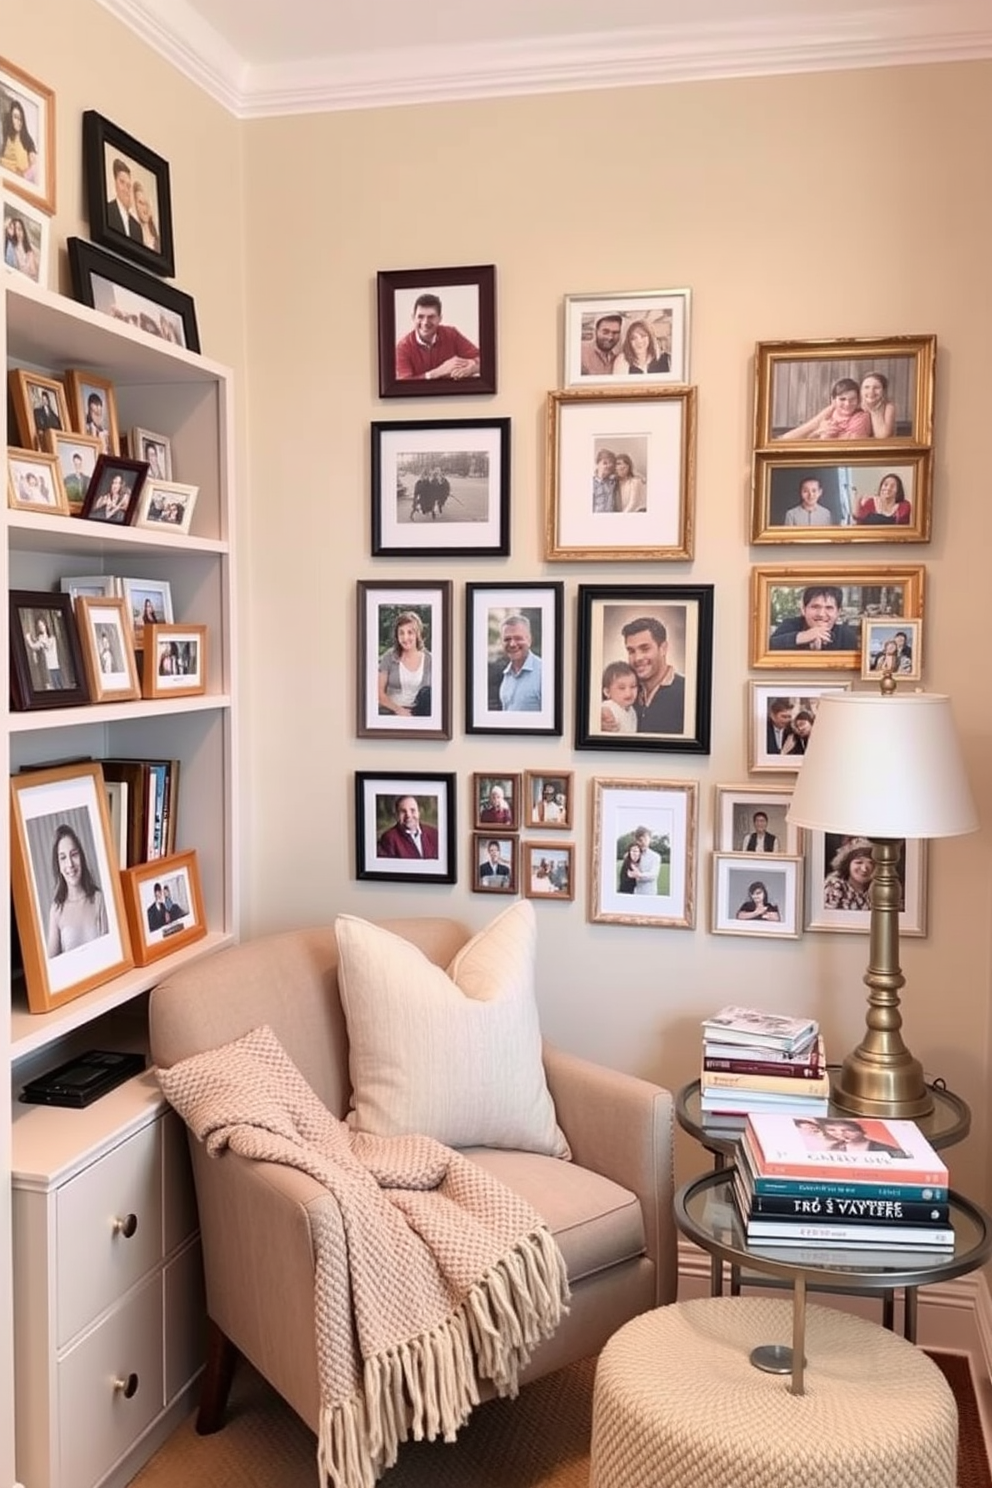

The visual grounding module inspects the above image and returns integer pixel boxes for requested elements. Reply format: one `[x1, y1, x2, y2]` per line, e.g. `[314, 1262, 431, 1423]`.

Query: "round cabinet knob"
[112, 1213, 138, 1239]
[113, 1373, 139, 1399]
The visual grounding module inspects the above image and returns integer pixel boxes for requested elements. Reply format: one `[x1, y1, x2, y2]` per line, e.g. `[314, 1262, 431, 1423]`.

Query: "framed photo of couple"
[545, 387, 696, 561]
[590, 777, 698, 929]
[747, 682, 852, 773]
[749, 565, 925, 671]
[575, 583, 714, 754]
[562, 289, 691, 387]
[82, 110, 175, 279]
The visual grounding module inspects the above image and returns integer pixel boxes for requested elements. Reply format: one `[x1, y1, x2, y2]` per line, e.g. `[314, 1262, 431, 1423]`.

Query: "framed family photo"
[75, 595, 141, 703]
[141, 623, 207, 699]
[67, 237, 200, 352]
[377, 264, 496, 398]
[44, 430, 103, 512]
[9, 762, 134, 1013]
[355, 771, 457, 885]
[524, 771, 573, 830]
[861, 617, 923, 683]
[472, 834, 518, 895]
[65, 368, 120, 456]
[714, 784, 801, 855]
[524, 843, 574, 902]
[79, 455, 147, 525]
[0, 56, 56, 214]
[711, 853, 803, 939]
[753, 335, 936, 449]
[590, 777, 698, 929]
[371, 417, 510, 556]
[9, 590, 87, 711]
[357, 579, 452, 741]
[133, 478, 199, 533]
[749, 565, 925, 671]
[465, 582, 563, 737]
[751, 451, 931, 544]
[472, 773, 521, 832]
[7, 448, 67, 515]
[575, 583, 714, 753]
[747, 681, 852, 773]
[2, 186, 49, 286]
[118, 576, 174, 648]
[546, 387, 695, 561]
[562, 289, 691, 387]
[805, 833, 927, 937]
[83, 110, 175, 278]
[8, 369, 69, 452]
[121, 849, 207, 966]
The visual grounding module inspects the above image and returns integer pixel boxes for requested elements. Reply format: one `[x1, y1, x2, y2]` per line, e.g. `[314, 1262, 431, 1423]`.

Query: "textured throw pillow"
[334, 901, 570, 1158]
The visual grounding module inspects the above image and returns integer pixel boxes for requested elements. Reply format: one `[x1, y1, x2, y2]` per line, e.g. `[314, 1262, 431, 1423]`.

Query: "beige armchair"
[149, 918, 677, 1436]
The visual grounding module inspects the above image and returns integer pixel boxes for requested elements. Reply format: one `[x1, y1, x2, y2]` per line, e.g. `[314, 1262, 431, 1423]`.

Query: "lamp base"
[831, 1048, 934, 1120]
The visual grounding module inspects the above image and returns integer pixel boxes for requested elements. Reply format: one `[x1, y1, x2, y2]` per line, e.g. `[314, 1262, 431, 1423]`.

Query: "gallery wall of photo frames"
[359, 270, 938, 939]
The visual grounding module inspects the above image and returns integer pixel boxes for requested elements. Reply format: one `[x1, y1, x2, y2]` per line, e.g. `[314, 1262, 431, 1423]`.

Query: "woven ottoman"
[590, 1297, 957, 1488]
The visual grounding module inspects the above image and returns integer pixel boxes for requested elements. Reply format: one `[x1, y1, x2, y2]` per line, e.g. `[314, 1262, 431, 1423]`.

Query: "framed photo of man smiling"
[377, 264, 496, 398]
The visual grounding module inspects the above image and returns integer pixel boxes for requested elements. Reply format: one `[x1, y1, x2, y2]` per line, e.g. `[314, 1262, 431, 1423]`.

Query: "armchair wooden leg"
[196, 1319, 240, 1434]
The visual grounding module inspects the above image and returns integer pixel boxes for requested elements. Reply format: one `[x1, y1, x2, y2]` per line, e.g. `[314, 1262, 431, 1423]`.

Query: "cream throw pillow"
[334, 901, 570, 1158]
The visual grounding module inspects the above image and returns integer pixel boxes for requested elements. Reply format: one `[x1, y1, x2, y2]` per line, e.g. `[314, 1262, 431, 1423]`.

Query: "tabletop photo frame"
[118, 576, 175, 649]
[9, 589, 88, 711]
[465, 581, 563, 737]
[8, 368, 69, 453]
[371, 417, 510, 557]
[750, 565, 925, 671]
[121, 849, 207, 966]
[79, 454, 148, 525]
[83, 109, 175, 278]
[75, 595, 141, 703]
[562, 288, 691, 387]
[2, 186, 49, 287]
[590, 777, 698, 929]
[141, 623, 207, 699]
[0, 56, 56, 214]
[132, 477, 199, 533]
[43, 429, 103, 512]
[6, 448, 67, 515]
[355, 771, 457, 885]
[357, 579, 452, 741]
[64, 368, 120, 457]
[67, 236, 200, 352]
[377, 264, 496, 398]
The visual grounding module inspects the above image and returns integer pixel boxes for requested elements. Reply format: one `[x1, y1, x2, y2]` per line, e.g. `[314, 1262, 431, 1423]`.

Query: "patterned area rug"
[130, 1349, 990, 1488]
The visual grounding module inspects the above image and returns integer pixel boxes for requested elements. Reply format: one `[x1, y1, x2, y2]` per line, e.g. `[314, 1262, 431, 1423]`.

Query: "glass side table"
[675, 1167, 991, 1395]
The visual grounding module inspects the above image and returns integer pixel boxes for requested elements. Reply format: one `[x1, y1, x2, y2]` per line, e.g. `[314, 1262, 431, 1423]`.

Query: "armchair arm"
[542, 1042, 677, 1307]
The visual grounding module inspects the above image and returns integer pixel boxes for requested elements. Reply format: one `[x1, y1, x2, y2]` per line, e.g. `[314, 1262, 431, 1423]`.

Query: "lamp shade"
[786, 692, 978, 839]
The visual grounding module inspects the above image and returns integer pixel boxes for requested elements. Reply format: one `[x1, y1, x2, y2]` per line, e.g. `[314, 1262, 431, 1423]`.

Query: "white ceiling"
[98, 0, 992, 117]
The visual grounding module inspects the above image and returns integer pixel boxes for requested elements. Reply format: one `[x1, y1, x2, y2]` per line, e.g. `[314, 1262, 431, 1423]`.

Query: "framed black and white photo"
[355, 772, 456, 885]
[371, 418, 509, 556]
[714, 784, 802, 855]
[750, 565, 925, 671]
[747, 681, 853, 773]
[74, 595, 141, 703]
[805, 832, 927, 937]
[83, 110, 175, 277]
[562, 288, 691, 387]
[711, 853, 803, 939]
[2, 186, 49, 286]
[9, 589, 88, 711]
[590, 777, 698, 929]
[575, 583, 714, 753]
[472, 834, 517, 895]
[377, 264, 496, 398]
[0, 56, 56, 214]
[465, 582, 563, 737]
[127, 427, 173, 481]
[546, 387, 695, 561]
[67, 237, 199, 352]
[357, 580, 452, 741]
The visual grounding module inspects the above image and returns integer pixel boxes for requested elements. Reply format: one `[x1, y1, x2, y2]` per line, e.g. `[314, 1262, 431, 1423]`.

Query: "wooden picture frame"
[6, 448, 68, 515]
[9, 589, 88, 711]
[472, 772, 521, 832]
[79, 455, 147, 526]
[356, 580, 452, 741]
[75, 595, 141, 703]
[132, 478, 199, 534]
[750, 565, 925, 671]
[590, 777, 698, 928]
[82, 109, 175, 278]
[377, 264, 496, 398]
[370, 417, 510, 556]
[711, 853, 803, 939]
[523, 842, 574, 902]
[121, 849, 207, 966]
[472, 834, 518, 895]
[747, 681, 853, 773]
[43, 429, 103, 512]
[118, 577, 175, 649]
[67, 236, 200, 353]
[861, 618, 923, 683]
[127, 427, 173, 481]
[751, 451, 932, 543]
[805, 833, 928, 937]
[141, 623, 207, 699]
[10, 762, 134, 1013]
[0, 55, 56, 214]
[562, 288, 691, 387]
[714, 784, 802, 855]
[523, 771, 573, 830]
[575, 583, 714, 753]
[355, 772, 457, 884]
[64, 368, 121, 457]
[8, 369, 69, 453]
[546, 387, 695, 561]
[754, 335, 936, 449]
[2, 186, 50, 287]
[465, 582, 563, 737]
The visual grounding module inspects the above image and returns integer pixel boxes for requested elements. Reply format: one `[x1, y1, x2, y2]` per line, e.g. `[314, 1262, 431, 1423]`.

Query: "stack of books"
[700, 1005, 828, 1120]
[735, 1112, 953, 1259]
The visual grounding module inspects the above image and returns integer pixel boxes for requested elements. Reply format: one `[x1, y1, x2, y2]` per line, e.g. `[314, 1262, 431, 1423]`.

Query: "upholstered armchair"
[149, 913, 677, 1438]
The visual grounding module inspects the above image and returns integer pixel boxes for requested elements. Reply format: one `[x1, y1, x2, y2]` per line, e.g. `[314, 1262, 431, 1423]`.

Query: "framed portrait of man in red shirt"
[377, 264, 497, 398]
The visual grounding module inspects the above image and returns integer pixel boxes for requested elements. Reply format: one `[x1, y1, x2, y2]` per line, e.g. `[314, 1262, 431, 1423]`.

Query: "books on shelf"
[744, 1113, 948, 1188]
[101, 757, 180, 866]
[701, 1005, 817, 1053]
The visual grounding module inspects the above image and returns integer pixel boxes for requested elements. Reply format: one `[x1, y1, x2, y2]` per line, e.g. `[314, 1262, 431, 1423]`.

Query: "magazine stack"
[700, 1005, 829, 1121]
[735, 1112, 953, 1261]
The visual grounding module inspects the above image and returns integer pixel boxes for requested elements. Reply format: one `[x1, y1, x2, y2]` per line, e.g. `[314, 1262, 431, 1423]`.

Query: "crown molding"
[97, 0, 992, 119]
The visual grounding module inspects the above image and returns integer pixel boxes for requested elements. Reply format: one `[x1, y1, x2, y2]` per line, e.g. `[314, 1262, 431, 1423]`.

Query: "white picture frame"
[562, 288, 691, 388]
[805, 832, 928, 936]
[711, 852, 803, 939]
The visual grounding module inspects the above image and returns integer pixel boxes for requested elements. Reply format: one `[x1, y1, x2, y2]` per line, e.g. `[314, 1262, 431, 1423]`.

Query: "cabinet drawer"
[58, 1275, 164, 1488]
[56, 1122, 163, 1346]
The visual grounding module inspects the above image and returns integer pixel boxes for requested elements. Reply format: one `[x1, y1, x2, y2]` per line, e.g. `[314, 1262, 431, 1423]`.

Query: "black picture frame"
[377, 264, 497, 398]
[354, 772, 457, 884]
[371, 417, 510, 557]
[67, 237, 200, 354]
[356, 579, 452, 741]
[9, 589, 89, 711]
[82, 110, 175, 278]
[465, 582, 564, 737]
[575, 583, 715, 754]
[78, 455, 148, 526]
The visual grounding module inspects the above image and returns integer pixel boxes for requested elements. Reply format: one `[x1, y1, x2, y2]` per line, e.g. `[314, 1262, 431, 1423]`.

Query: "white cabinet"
[12, 1079, 205, 1488]
[1, 276, 239, 1486]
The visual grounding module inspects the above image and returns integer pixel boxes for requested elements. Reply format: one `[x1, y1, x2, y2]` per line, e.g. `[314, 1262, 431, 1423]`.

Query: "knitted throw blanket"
[157, 1025, 570, 1488]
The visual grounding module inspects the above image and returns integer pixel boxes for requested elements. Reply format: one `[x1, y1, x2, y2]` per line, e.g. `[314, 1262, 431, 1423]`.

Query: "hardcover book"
[738, 1185, 950, 1227]
[701, 1060, 830, 1099]
[701, 1006, 817, 1052]
[741, 1218, 954, 1247]
[703, 1033, 824, 1077]
[745, 1113, 948, 1187]
[738, 1133, 948, 1203]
